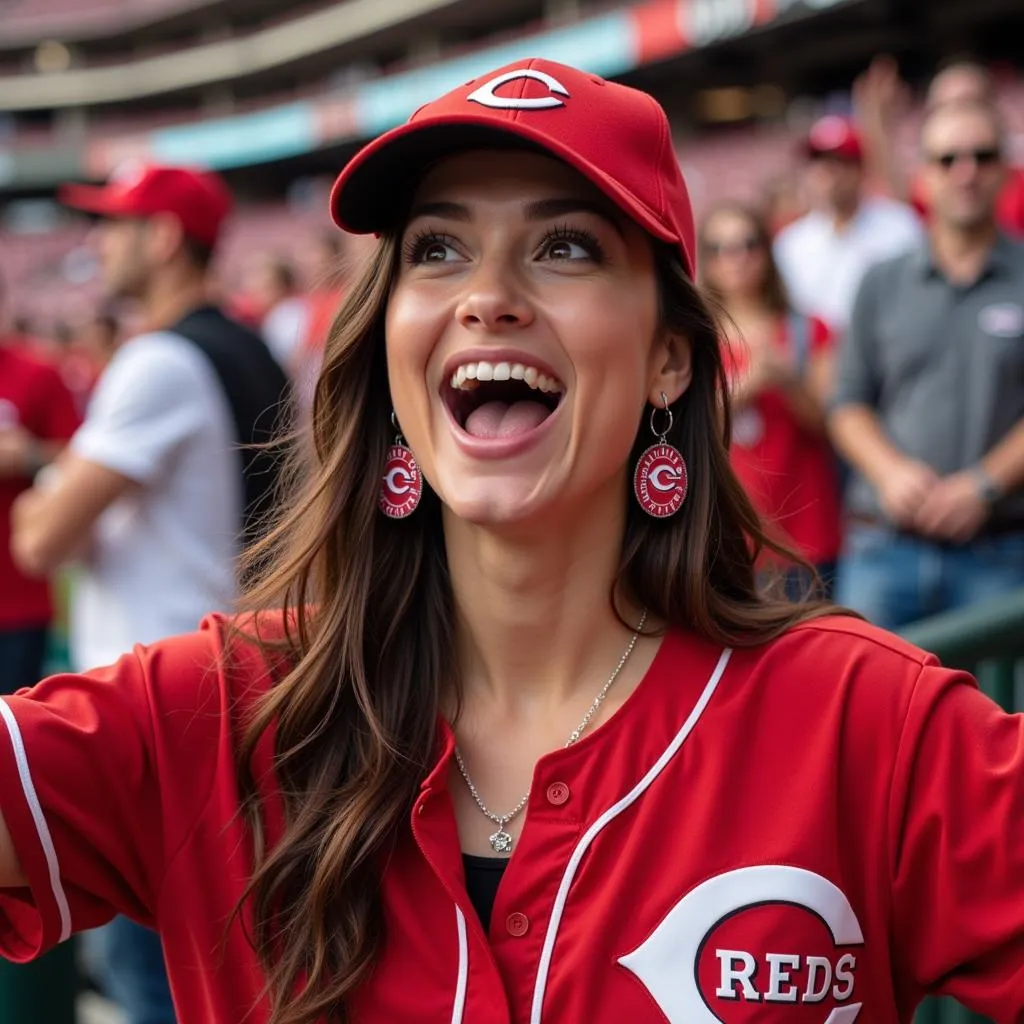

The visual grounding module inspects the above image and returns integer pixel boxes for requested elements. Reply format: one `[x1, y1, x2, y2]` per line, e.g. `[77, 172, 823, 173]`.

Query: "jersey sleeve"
[888, 664, 1024, 1019]
[0, 617, 237, 962]
[70, 337, 214, 486]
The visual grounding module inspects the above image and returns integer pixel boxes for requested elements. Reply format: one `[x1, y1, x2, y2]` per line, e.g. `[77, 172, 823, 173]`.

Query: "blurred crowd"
[1, 52, 1023, 1023]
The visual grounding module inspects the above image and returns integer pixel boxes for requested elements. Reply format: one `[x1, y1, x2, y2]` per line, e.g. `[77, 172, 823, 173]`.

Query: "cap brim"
[57, 183, 126, 217]
[331, 116, 679, 252]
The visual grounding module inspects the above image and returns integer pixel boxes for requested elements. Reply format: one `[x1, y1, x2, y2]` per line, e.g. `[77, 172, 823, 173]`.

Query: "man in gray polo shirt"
[830, 99, 1024, 629]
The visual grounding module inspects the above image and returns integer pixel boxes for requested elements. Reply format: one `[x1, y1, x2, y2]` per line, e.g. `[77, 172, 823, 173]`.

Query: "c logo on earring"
[648, 463, 684, 493]
[634, 444, 688, 517]
[379, 445, 422, 518]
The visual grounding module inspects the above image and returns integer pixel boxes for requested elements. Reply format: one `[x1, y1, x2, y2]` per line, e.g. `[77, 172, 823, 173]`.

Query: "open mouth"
[443, 360, 565, 440]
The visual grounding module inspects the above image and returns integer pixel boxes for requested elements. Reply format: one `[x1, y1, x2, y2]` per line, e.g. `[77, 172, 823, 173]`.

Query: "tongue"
[464, 400, 551, 439]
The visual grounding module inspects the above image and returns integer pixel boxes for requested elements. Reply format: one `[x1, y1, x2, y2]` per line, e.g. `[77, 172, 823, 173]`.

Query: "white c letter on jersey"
[467, 69, 570, 110]
[618, 865, 864, 1024]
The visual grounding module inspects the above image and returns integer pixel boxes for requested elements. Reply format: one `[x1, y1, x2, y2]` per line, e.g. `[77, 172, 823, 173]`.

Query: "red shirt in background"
[911, 165, 1024, 238]
[0, 345, 81, 630]
[727, 316, 842, 566]
[302, 287, 344, 355]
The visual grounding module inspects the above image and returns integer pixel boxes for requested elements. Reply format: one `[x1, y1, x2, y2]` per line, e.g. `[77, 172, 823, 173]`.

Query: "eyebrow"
[406, 197, 625, 236]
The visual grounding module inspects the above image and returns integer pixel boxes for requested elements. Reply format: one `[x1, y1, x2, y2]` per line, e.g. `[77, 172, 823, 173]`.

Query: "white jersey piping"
[0, 698, 73, 942]
[529, 646, 733, 1024]
[450, 904, 468, 1024]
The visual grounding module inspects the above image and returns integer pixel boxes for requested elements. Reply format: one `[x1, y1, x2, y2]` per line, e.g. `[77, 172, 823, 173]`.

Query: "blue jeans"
[0, 625, 48, 695]
[82, 918, 175, 1024]
[836, 525, 1024, 630]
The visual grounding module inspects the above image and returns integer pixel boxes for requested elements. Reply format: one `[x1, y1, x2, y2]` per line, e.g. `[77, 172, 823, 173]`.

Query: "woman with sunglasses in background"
[0, 60, 1020, 1024]
[701, 202, 842, 596]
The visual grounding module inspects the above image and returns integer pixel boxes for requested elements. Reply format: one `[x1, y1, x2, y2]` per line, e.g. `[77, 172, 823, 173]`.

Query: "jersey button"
[546, 782, 570, 806]
[506, 912, 530, 937]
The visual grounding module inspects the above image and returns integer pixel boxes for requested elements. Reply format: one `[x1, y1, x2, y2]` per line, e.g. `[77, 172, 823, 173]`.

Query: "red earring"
[379, 412, 422, 519]
[634, 392, 688, 518]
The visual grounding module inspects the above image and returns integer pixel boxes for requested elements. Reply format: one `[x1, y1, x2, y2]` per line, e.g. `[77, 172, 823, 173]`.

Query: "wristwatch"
[971, 466, 1003, 505]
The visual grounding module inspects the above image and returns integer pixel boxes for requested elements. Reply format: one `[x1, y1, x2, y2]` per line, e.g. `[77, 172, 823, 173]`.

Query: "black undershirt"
[462, 854, 509, 933]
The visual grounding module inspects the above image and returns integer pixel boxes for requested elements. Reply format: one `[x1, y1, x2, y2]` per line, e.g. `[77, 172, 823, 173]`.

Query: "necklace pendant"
[489, 828, 514, 854]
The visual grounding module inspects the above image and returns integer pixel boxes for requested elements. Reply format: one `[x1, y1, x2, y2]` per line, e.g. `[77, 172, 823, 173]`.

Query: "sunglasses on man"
[927, 147, 1002, 171]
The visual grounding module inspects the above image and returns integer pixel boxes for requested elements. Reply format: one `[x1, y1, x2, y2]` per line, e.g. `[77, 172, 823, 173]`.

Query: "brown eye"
[538, 226, 605, 264]
[423, 242, 451, 262]
[546, 240, 580, 260]
[402, 230, 463, 266]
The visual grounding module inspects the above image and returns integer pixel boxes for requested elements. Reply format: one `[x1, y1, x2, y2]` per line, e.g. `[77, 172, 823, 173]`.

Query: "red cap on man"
[804, 115, 864, 163]
[330, 58, 697, 276]
[59, 163, 233, 247]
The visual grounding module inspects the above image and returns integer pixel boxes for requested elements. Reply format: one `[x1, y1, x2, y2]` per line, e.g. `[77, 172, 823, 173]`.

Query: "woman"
[701, 202, 842, 593]
[0, 59, 1020, 1024]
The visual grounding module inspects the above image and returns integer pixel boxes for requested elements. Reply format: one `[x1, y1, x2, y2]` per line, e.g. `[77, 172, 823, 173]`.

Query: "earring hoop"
[649, 391, 673, 441]
[390, 410, 405, 445]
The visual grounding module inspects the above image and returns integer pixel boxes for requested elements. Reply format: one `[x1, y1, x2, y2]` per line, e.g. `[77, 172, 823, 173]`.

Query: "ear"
[648, 329, 693, 407]
[146, 212, 187, 265]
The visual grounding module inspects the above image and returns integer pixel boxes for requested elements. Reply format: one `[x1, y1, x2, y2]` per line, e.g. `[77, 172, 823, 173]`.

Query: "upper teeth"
[450, 361, 563, 393]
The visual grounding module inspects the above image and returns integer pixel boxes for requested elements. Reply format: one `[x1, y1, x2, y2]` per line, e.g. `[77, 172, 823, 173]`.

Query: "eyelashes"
[401, 227, 458, 265]
[542, 223, 606, 264]
[400, 223, 607, 265]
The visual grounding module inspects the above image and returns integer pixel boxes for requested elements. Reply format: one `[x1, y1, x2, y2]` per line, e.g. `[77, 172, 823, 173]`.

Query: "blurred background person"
[10, 164, 290, 1024]
[774, 114, 923, 332]
[830, 100, 1024, 628]
[300, 229, 346, 354]
[290, 230, 349, 413]
[701, 203, 841, 595]
[759, 172, 809, 237]
[243, 251, 310, 376]
[857, 56, 1024, 238]
[73, 308, 121, 378]
[0, 271, 80, 695]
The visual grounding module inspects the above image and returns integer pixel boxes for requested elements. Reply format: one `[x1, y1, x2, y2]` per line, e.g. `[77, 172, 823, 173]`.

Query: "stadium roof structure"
[0, 0, 861, 190]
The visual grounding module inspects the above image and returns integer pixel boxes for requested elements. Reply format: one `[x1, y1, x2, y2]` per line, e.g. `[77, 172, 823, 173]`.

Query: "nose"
[455, 259, 535, 332]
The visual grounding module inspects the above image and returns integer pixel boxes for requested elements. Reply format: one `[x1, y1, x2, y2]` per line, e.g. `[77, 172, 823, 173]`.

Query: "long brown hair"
[232, 229, 836, 1024]
[698, 201, 790, 315]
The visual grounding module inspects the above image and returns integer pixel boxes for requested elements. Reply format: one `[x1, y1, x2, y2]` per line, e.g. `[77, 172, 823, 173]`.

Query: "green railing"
[901, 586, 1024, 1024]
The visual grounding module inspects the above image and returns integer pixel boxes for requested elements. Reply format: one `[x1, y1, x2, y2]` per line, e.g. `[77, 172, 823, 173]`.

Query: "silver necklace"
[453, 610, 648, 854]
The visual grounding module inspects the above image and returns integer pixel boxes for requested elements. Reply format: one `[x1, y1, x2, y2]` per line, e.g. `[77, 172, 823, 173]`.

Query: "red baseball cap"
[804, 115, 864, 163]
[331, 58, 697, 276]
[59, 163, 232, 247]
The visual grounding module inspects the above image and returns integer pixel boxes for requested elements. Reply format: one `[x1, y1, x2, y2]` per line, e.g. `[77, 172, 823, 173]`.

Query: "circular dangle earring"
[378, 411, 423, 519]
[633, 391, 688, 518]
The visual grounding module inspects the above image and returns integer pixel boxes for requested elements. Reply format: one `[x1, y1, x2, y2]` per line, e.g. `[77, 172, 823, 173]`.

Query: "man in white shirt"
[774, 114, 923, 331]
[11, 163, 289, 1024]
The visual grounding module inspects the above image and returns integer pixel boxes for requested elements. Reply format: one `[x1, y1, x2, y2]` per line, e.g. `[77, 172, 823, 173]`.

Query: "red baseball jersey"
[0, 613, 1022, 1022]
[0, 345, 81, 629]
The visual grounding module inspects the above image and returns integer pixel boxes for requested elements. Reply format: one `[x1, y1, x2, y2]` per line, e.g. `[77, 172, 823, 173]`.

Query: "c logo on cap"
[467, 68, 570, 110]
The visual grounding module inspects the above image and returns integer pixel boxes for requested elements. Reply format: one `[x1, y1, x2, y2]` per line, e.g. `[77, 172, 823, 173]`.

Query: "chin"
[438, 476, 557, 529]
